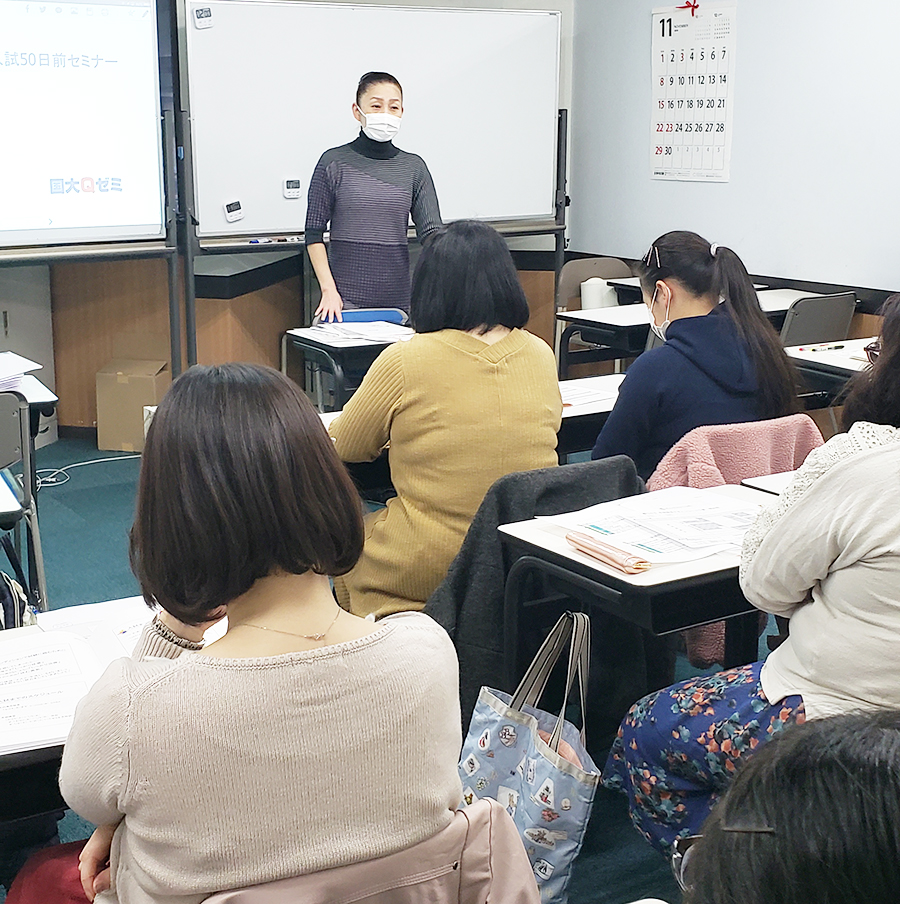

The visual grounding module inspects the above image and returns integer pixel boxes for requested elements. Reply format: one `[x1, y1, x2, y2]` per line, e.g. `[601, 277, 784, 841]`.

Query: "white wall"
[568, 0, 900, 291]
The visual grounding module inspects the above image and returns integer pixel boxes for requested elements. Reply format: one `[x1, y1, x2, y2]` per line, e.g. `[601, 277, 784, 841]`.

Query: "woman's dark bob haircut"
[684, 710, 900, 904]
[130, 364, 364, 624]
[356, 71, 402, 105]
[410, 220, 529, 334]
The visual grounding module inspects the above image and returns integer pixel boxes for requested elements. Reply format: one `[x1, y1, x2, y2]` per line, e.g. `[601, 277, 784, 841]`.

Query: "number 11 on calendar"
[651, 2, 736, 182]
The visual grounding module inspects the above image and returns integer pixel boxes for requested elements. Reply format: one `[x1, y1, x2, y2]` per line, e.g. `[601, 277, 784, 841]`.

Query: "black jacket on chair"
[425, 456, 671, 750]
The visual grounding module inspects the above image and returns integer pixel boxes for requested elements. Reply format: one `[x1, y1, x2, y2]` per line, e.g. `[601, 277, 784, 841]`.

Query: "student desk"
[282, 323, 414, 411]
[785, 337, 872, 403]
[0, 474, 23, 531]
[607, 275, 768, 304]
[556, 292, 794, 379]
[498, 485, 768, 687]
[0, 597, 152, 822]
[740, 471, 794, 495]
[556, 305, 652, 379]
[557, 373, 623, 459]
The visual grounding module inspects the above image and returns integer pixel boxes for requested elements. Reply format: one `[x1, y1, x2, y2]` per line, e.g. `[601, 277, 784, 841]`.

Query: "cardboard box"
[96, 334, 171, 452]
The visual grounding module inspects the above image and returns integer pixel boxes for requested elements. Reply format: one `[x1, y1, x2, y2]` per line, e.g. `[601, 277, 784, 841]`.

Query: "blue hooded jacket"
[591, 305, 762, 479]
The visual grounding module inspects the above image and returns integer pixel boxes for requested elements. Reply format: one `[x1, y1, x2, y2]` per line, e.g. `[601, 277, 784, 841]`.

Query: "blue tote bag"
[458, 612, 599, 904]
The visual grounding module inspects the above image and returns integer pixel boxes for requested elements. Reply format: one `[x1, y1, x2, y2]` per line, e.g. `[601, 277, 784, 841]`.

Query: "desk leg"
[723, 611, 760, 670]
[558, 324, 579, 380]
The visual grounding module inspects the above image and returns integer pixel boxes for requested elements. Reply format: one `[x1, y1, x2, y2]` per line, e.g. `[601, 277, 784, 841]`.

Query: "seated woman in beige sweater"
[11, 364, 463, 904]
[330, 220, 563, 618]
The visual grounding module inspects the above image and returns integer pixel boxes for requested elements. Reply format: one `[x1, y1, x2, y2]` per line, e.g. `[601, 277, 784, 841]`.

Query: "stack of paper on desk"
[313, 322, 414, 345]
[0, 352, 42, 394]
[541, 486, 762, 566]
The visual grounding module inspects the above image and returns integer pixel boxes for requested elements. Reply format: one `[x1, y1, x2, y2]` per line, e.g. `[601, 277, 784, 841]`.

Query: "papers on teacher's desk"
[541, 486, 762, 567]
[312, 322, 414, 345]
[0, 352, 42, 394]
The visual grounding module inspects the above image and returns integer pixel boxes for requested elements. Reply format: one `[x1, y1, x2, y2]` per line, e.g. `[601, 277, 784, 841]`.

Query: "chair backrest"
[338, 307, 409, 325]
[425, 456, 645, 724]
[0, 394, 24, 475]
[202, 799, 539, 904]
[556, 258, 632, 310]
[779, 292, 856, 347]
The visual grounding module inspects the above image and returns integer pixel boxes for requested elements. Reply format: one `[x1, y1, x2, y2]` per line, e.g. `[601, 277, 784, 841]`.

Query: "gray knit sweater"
[59, 611, 462, 904]
[305, 132, 442, 311]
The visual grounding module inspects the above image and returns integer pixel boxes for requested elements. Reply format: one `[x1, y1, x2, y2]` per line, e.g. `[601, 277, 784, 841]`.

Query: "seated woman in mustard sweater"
[330, 220, 562, 618]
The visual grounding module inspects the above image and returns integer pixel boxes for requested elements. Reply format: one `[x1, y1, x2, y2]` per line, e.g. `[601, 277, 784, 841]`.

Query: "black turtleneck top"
[305, 131, 442, 311]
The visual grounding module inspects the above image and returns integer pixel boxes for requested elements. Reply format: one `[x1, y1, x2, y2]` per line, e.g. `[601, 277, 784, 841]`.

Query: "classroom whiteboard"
[181, 1, 560, 238]
[0, 0, 165, 247]
[568, 0, 899, 292]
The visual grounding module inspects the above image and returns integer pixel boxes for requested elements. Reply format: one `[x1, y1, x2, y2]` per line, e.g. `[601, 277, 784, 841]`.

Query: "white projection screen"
[0, 0, 165, 247]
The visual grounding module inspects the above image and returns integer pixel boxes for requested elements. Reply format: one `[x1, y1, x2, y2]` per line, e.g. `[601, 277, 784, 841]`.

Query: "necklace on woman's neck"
[234, 607, 341, 642]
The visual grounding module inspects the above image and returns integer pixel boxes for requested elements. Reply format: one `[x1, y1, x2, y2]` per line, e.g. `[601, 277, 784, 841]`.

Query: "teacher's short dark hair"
[356, 71, 403, 104]
[410, 220, 530, 334]
[130, 364, 364, 625]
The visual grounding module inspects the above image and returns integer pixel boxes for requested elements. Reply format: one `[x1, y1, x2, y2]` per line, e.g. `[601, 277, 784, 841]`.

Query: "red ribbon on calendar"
[677, 0, 699, 15]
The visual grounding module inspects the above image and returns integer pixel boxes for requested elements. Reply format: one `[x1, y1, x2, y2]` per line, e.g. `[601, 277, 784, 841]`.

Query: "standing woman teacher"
[305, 72, 442, 321]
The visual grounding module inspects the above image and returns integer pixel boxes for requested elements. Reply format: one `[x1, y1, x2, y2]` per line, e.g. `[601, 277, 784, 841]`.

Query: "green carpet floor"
[12, 437, 765, 903]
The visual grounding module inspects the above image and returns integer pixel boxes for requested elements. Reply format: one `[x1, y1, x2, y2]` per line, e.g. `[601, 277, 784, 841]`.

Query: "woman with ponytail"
[591, 230, 797, 479]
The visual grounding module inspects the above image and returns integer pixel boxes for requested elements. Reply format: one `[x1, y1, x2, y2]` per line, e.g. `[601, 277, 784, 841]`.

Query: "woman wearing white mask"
[305, 72, 442, 322]
[591, 230, 797, 479]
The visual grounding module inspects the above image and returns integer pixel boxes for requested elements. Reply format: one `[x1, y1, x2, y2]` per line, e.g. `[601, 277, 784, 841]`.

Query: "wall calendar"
[651, 2, 736, 182]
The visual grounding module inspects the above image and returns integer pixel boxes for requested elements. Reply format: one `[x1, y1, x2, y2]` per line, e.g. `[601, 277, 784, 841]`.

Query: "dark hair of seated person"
[130, 363, 365, 625]
[409, 219, 530, 334]
[841, 293, 900, 430]
[683, 710, 900, 904]
[636, 229, 799, 420]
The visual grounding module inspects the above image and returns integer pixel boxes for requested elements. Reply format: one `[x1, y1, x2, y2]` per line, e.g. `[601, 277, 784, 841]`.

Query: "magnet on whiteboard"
[224, 200, 243, 222]
[193, 6, 213, 28]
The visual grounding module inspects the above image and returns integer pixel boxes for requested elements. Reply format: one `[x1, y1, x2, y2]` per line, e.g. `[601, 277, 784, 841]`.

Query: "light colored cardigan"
[59, 612, 463, 904]
[203, 799, 539, 904]
[740, 422, 900, 718]
[330, 329, 562, 618]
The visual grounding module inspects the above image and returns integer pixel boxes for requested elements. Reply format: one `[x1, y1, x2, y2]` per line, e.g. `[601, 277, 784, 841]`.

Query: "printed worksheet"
[543, 486, 760, 564]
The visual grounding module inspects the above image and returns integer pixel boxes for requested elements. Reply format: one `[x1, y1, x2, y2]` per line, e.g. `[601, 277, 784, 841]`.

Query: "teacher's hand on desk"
[315, 287, 344, 323]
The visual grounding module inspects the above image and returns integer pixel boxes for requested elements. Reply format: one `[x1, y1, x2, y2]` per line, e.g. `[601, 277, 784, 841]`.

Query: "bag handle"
[510, 612, 574, 710]
[548, 612, 590, 751]
[510, 611, 592, 752]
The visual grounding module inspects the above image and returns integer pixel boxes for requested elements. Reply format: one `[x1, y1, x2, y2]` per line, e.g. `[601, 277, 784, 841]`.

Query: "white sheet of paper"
[0, 629, 103, 755]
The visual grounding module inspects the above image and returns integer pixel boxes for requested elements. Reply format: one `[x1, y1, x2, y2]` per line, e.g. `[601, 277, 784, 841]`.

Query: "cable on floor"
[36, 455, 141, 490]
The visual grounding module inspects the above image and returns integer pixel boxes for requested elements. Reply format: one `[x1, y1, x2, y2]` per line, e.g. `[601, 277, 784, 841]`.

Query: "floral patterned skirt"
[601, 661, 805, 853]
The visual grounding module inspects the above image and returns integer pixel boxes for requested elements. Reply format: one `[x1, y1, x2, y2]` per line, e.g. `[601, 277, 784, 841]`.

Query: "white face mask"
[361, 112, 401, 143]
[648, 286, 671, 342]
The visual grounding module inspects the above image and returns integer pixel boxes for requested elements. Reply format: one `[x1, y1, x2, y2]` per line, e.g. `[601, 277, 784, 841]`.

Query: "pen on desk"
[798, 344, 844, 352]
